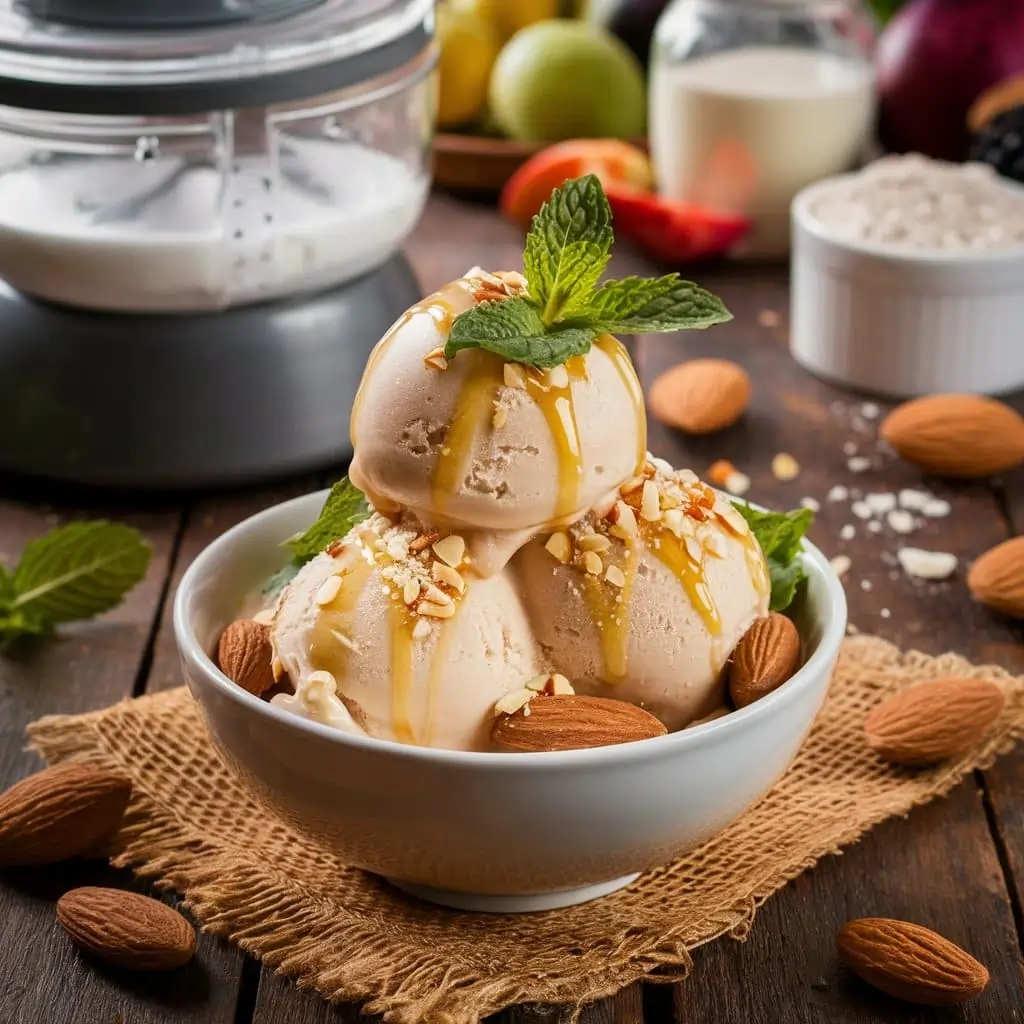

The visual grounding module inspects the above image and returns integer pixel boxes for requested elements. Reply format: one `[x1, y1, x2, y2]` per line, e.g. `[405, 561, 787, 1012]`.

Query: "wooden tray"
[432, 133, 543, 194]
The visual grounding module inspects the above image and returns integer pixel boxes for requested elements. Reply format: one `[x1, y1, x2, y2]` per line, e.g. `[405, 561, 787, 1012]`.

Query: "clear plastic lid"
[0, 0, 433, 112]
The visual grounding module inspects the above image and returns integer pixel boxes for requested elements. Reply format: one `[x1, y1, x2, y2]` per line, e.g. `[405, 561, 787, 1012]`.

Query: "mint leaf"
[0, 566, 14, 608]
[263, 560, 300, 598]
[733, 504, 814, 612]
[583, 275, 732, 333]
[445, 297, 595, 368]
[523, 173, 612, 324]
[286, 477, 369, 563]
[11, 521, 151, 625]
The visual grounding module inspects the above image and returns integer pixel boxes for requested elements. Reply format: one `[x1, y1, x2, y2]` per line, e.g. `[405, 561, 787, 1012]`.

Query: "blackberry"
[969, 104, 1024, 184]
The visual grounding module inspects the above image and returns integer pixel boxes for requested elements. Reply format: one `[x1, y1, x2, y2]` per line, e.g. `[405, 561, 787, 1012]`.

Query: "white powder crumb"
[898, 547, 958, 580]
[898, 488, 931, 511]
[801, 496, 821, 512]
[847, 456, 872, 473]
[830, 554, 852, 578]
[851, 501, 873, 520]
[725, 470, 751, 496]
[772, 452, 801, 481]
[860, 579, 872, 591]
[843, 441, 858, 457]
[887, 509, 916, 534]
[828, 485, 849, 503]
[840, 524, 856, 541]
[865, 492, 897, 516]
[868, 521, 883, 534]
[880, 607, 891, 619]
[922, 498, 951, 518]
[860, 403, 880, 420]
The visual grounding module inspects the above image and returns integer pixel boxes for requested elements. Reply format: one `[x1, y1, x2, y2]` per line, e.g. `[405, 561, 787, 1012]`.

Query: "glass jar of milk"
[650, 0, 875, 259]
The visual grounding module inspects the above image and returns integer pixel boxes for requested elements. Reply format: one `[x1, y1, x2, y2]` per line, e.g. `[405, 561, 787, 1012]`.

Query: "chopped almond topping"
[432, 560, 466, 594]
[423, 583, 453, 606]
[660, 490, 682, 510]
[605, 564, 627, 588]
[423, 347, 449, 372]
[494, 688, 534, 716]
[433, 534, 466, 568]
[326, 539, 347, 558]
[608, 500, 638, 538]
[412, 618, 432, 640]
[503, 363, 528, 390]
[548, 673, 575, 695]
[419, 601, 455, 619]
[620, 475, 645, 497]
[685, 504, 708, 522]
[577, 533, 611, 553]
[525, 673, 550, 692]
[684, 536, 703, 562]
[492, 404, 508, 429]
[402, 579, 421, 605]
[641, 480, 662, 522]
[409, 532, 440, 554]
[705, 532, 727, 558]
[583, 551, 604, 575]
[698, 485, 716, 508]
[252, 607, 275, 626]
[642, 462, 656, 478]
[547, 364, 569, 389]
[315, 575, 343, 607]
[545, 531, 572, 564]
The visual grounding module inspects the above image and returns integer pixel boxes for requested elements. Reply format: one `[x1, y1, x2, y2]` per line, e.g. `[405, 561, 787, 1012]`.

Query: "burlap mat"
[26, 634, 1024, 1023]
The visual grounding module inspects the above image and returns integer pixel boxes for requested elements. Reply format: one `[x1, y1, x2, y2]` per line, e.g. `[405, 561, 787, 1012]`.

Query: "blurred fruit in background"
[436, 4, 500, 129]
[489, 20, 646, 141]
[969, 75, 1024, 184]
[453, 0, 562, 42]
[583, 0, 671, 70]
[501, 139, 654, 226]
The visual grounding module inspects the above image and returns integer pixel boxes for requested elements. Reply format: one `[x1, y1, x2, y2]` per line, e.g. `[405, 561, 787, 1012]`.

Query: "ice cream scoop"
[270, 512, 543, 751]
[348, 268, 647, 573]
[512, 460, 770, 731]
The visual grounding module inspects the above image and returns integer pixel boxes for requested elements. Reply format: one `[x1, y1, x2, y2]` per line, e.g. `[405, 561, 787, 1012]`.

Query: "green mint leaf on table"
[733, 504, 814, 613]
[523, 173, 612, 324]
[284, 477, 370, 564]
[445, 297, 596, 369]
[0, 521, 151, 645]
[445, 174, 731, 368]
[584, 275, 731, 333]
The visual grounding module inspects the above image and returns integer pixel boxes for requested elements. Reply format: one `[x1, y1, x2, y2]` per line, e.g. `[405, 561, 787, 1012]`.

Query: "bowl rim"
[173, 488, 848, 769]
[792, 172, 1024, 266]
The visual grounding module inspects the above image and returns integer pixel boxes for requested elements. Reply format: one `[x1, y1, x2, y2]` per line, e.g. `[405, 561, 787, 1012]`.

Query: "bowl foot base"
[385, 873, 641, 913]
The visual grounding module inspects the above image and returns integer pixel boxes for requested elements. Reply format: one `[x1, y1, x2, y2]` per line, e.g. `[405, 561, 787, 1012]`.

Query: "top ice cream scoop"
[348, 268, 647, 571]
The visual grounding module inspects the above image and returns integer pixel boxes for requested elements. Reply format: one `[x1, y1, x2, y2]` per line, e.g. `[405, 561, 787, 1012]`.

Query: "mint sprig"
[444, 174, 732, 367]
[264, 477, 371, 597]
[733, 504, 814, 612]
[0, 521, 151, 645]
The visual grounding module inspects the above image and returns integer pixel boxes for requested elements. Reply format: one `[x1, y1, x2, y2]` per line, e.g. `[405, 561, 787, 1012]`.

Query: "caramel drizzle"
[596, 334, 647, 473]
[388, 603, 417, 744]
[641, 522, 723, 637]
[583, 537, 641, 682]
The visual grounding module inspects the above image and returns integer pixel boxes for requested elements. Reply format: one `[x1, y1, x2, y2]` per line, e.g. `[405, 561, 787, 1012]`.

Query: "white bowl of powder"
[790, 154, 1024, 398]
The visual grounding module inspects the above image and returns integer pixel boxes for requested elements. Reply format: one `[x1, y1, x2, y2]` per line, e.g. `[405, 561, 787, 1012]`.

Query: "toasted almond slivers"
[641, 479, 662, 522]
[423, 583, 453, 606]
[315, 575, 343, 607]
[705, 532, 728, 558]
[525, 673, 551, 692]
[549, 673, 574, 695]
[503, 363, 528, 390]
[545, 531, 572, 564]
[663, 508, 685, 537]
[252, 607, 275, 626]
[402, 579, 421, 605]
[583, 551, 604, 575]
[492, 404, 508, 429]
[494, 688, 534, 716]
[432, 560, 466, 594]
[609, 501, 638, 538]
[605, 564, 627, 588]
[412, 618, 432, 640]
[547, 364, 569, 389]
[433, 534, 466, 568]
[409, 531, 440, 554]
[419, 600, 455, 619]
[684, 536, 703, 562]
[660, 490, 682, 510]
[620, 475, 645, 498]
[423, 347, 449, 371]
[577, 533, 612, 553]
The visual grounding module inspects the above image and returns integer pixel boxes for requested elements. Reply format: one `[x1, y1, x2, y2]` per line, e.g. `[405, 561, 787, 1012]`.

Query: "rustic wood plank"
[638, 272, 1024, 1021]
[0, 490, 243, 1024]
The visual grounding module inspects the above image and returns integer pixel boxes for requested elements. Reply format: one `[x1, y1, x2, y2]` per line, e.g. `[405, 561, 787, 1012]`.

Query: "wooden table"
[2, 192, 1023, 1024]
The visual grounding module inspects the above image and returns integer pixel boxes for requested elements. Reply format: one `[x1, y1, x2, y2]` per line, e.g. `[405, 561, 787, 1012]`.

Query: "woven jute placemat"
[27, 634, 1024, 1024]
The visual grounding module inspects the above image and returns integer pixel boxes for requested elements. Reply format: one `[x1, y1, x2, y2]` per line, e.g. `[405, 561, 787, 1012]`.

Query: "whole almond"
[492, 695, 667, 752]
[837, 918, 989, 1005]
[217, 618, 275, 695]
[864, 678, 1005, 766]
[880, 394, 1024, 478]
[967, 536, 1024, 618]
[57, 887, 196, 971]
[648, 359, 750, 435]
[729, 613, 801, 709]
[0, 763, 131, 867]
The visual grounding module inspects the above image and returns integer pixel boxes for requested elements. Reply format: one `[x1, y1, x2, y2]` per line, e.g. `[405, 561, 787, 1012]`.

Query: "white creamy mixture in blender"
[0, 135, 427, 312]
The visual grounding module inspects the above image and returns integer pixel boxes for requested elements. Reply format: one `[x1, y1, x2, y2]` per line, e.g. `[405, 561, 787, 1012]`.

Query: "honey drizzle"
[641, 522, 723, 636]
[388, 603, 417, 745]
[423, 598, 461, 746]
[583, 537, 641, 682]
[596, 334, 647, 473]
[307, 555, 375, 676]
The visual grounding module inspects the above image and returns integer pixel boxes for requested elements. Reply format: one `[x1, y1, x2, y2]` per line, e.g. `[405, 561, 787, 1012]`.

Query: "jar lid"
[0, 0, 433, 114]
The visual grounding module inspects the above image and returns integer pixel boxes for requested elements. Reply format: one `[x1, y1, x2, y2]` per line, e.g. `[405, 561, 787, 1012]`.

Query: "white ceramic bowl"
[790, 175, 1024, 398]
[174, 491, 847, 912]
